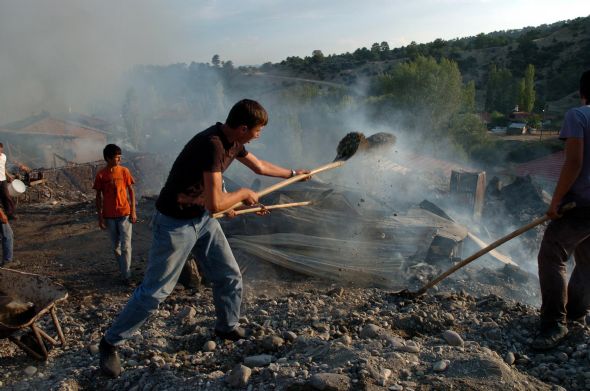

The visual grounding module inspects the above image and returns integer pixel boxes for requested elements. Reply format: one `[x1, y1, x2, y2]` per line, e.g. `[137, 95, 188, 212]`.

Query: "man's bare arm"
[237, 152, 308, 178]
[0, 208, 7, 224]
[548, 138, 584, 219]
[202, 171, 258, 213]
[95, 190, 102, 216]
[95, 190, 106, 229]
[128, 185, 137, 223]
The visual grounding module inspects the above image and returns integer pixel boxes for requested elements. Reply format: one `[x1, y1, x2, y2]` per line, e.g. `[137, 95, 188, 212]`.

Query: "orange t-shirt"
[93, 166, 135, 218]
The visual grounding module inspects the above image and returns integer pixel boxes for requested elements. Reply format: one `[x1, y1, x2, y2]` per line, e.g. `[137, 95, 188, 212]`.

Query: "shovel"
[397, 202, 576, 298]
[213, 189, 334, 219]
[212, 162, 344, 218]
[212, 130, 395, 217]
[214, 201, 312, 218]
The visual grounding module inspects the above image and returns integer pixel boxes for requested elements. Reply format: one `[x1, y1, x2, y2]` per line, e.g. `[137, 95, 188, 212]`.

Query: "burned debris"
[0, 128, 579, 390]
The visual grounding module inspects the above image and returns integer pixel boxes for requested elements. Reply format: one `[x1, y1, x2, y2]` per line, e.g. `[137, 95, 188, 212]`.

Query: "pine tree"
[522, 64, 536, 112]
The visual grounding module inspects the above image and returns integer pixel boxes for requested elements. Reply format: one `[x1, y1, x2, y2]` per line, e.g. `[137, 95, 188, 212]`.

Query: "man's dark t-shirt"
[156, 123, 248, 219]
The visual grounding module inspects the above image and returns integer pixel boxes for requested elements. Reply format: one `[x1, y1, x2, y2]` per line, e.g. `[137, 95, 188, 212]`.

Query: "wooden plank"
[466, 232, 517, 266]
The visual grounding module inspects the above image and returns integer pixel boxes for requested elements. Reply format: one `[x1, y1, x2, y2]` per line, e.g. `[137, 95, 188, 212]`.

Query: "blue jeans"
[105, 216, 133, 279]
[105, 211, 242, 345]
[0, 222, 13, 264]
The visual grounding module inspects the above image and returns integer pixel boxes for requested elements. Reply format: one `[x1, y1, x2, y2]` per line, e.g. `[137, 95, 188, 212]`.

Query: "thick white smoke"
[0, 0, 182, 123]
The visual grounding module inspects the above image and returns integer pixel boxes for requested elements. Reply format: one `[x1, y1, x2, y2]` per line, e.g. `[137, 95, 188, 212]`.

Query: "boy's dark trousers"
[0, 181, 15, 217]
[538, 208, 590, 328]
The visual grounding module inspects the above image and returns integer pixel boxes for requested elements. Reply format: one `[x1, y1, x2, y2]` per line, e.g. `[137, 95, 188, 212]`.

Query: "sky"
[0, 0, 589, 121]
[174, 0, 590, 65]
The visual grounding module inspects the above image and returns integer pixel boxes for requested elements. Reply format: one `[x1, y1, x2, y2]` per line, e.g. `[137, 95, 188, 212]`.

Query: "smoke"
[0, 0, 182, 123]
[0, 1, 547, 295]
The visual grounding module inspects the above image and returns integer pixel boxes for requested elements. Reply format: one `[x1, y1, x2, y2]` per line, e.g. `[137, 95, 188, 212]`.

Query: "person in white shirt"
[0, 143, 16, 219]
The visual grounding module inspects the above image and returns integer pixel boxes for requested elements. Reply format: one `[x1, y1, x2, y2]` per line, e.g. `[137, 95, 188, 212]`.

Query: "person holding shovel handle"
[99, 99, 310, 378]
[533, 70, 590, 350]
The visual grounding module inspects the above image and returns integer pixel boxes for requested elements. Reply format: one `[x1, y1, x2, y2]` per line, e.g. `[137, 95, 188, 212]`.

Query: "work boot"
[567, 314, 587, 326]
[215, 326, 247, 341]
[99, 337, 121, 378]
[531, 323, 568, 350]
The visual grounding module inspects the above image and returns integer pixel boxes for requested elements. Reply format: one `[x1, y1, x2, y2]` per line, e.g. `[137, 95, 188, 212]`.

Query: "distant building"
[509, 111, 531, 122]
[506, 122, 528, 135]
[0, 111, 110, 168]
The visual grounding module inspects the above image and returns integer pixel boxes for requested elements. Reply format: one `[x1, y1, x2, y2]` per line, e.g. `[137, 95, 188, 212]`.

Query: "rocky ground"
[0, 200, 588, 391]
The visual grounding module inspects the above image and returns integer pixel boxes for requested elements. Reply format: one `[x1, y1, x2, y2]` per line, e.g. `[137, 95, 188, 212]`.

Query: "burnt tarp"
[222, 182, 467, 289]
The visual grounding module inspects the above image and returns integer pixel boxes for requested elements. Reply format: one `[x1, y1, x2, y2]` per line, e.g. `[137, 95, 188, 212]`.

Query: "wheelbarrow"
[0, 267, 68, 360]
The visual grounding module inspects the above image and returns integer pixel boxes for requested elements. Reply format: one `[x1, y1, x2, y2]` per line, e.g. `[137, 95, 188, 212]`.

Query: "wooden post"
[449, 171, 486, 221]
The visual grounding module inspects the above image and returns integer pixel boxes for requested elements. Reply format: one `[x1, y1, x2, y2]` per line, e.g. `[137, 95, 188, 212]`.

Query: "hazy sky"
[0, 0, 588, 121]
[172, 0, 590, 65]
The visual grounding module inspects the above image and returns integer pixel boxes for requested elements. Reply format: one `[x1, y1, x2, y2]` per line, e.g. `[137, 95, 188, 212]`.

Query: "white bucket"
[8, 179, 26, 197]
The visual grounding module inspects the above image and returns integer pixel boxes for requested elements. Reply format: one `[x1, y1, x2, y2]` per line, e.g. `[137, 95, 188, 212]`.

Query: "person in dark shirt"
[99, 99, 309, 378]
[532, 70, 590, 350]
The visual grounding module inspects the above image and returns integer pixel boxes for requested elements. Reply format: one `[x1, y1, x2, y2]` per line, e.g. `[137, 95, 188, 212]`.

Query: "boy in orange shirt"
[93, 144, 136, 284]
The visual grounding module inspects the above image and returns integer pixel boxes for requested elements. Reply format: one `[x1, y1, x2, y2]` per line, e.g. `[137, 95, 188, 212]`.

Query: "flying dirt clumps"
[367, 132, 397, 151]
[334, 131, 396, 161]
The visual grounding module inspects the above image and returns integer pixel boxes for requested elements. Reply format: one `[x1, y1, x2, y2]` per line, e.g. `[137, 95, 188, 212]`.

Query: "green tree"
[461, 80, 476, 113]
[527, 113, 542, 129]
[380, 41, 390, 52]
[405, 41, 420, 59]
[485, 64, 516, 113]
[373, 56, 463, 135]
[447, 113, 488, 156]
[211, 54, 221, 67]
[222, 60, 234, 71]
[371, 42, 381, 59]
[517, 78, 526, 111]
[489, 111, 509, 127]
[522, 64, 536, 112]
[312, 50, 324, 59]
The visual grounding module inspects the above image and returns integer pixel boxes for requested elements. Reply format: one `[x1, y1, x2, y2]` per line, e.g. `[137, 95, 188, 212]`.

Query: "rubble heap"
[1, 278, 588, 390]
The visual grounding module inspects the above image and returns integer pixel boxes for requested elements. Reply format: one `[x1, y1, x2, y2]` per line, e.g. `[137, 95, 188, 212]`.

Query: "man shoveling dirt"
[99, 99, 310, 378]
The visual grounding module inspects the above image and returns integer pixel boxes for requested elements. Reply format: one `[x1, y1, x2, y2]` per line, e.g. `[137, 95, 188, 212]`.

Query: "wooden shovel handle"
[415, 202, 576, 296]
[212, 161, 344, 217]
[213, 201, 312, 219]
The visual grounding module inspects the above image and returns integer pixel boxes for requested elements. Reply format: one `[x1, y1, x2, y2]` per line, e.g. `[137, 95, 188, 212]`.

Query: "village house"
[0, 112, 110, 168]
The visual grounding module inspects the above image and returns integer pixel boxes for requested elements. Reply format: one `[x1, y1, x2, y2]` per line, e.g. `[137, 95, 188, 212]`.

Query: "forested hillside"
[116, 16, 589, 168]
[267, 15, 590, 113]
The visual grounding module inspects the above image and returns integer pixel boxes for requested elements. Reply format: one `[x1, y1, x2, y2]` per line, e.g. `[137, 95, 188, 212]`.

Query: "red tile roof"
[511, 151, 564, 182]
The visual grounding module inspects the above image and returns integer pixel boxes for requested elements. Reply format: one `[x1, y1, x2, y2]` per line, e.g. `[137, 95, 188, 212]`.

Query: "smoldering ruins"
[1, 121, 582, 390]
[1, 3, 588, 390]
